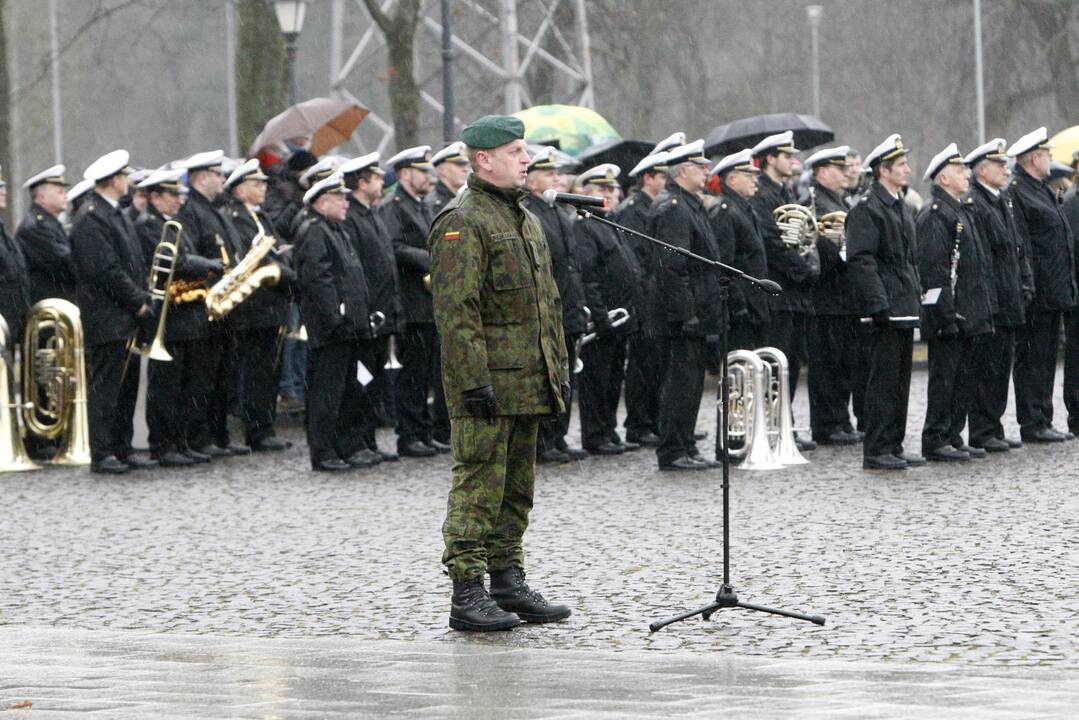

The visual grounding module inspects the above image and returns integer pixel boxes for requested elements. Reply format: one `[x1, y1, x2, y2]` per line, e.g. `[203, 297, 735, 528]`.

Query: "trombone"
[131, 220, 182, 362]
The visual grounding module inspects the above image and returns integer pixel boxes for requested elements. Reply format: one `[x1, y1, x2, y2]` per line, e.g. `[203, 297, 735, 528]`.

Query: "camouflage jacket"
[429, 174, 568, 418]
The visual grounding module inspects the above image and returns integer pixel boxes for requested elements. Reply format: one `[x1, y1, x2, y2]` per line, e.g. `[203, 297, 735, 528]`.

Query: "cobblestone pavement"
[2, 366, 1079, 716]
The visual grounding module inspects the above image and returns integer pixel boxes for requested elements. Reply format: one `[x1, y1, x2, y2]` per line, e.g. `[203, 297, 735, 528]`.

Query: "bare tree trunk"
[1024, 0, 1079, 120]
[0, 0, 12, 226]
[236, 0, 287, 156]
[362, 0, 422, 149]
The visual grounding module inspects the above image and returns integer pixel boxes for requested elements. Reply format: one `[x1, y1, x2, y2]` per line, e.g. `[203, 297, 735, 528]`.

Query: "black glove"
[939, 322, 960, 339]
[462, 385, 497, 419]
[871, 310, 890, 329]
[682, 316, 702, 335]
[206, 259, 225, 277]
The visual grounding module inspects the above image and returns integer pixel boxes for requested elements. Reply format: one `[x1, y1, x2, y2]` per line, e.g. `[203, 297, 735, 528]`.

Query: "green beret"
[461, 115, 526, 150]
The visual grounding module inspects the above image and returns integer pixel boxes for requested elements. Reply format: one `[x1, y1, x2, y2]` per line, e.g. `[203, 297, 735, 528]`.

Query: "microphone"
[757, 279, 784, 295]
[542, 189, 606, 208]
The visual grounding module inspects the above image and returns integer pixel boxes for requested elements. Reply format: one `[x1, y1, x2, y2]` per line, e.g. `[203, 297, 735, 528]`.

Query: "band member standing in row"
[576, 163, 642, 455]
[710, 149, 769, 352]
[294, 173, 372, 471]
[615, 150, 671, 449]
[222, 159, 296, 452]
[135, 168, 221, 466]
[381, 146, 451, 457]
[1008, 127, 1078, 443]
[17, 165, 76, 305]
[648, 139, 721, 471]
[965, 139, 1032, 451]
[916, 144, 994, 462]
[0, 168, 31, 343]
[801, 146, 864, 445]
[427, 141, 470, 215]
[69, 150, 154, 474]
[846, 134, 924, 470]
[341, 152, 403, 464]
[750, 131, 819, 451]
[522, 147, 588, 463]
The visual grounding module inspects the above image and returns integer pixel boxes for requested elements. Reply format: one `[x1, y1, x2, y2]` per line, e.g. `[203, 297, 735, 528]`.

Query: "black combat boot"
[489, 568, 572, 623]
[449, 577, 521, 632]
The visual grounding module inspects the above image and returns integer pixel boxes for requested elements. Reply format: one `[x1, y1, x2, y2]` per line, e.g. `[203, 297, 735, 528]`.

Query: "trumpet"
[573, 307, 630, 374]
[133, 220, 181, 362]
[773, 203, 818, 257]
[287, 311, 387, 344]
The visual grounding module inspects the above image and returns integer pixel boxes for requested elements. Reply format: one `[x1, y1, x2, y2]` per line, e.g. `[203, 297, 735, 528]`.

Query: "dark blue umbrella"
[574, 139, 655, 187]
[704, 113, 834, 158]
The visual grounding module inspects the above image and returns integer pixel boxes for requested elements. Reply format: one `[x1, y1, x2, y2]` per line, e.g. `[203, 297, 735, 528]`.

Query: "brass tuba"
[132, 220, 181, 362]
[1, 314, 40, 472]
[773, 203, 818, 257]
[22, 299, 92, 466]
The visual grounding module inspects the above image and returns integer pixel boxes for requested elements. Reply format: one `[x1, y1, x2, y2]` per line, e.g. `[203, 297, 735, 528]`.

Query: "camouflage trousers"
[442, 414, 540, 581]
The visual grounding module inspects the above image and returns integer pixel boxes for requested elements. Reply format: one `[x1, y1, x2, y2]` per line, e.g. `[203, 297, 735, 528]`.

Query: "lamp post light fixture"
[806, 4, 822, 118]
[274, 0, 308, 104]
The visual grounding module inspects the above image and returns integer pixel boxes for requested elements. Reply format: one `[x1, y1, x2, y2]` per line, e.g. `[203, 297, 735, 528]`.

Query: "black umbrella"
[573, 138, 656, 186]
[704, 113, 835, 157]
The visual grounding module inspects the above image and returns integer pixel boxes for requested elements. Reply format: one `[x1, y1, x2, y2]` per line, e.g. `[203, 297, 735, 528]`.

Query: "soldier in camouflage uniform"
[429, 115, 572, 632]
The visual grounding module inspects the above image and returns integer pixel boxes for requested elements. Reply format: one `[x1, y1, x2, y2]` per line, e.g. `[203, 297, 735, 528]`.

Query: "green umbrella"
[513, 104, 620, 157]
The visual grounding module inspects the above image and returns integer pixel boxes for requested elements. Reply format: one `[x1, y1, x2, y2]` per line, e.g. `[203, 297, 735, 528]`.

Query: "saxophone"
[205, 207, 282, 320]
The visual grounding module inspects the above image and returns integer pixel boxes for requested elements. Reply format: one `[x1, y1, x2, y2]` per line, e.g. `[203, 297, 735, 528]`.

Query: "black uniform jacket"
[70, 192, 150, 346]
[612, 189, 660, 337]
[845, 181, 922, 320]
[263, 172, 305, 242]
[178, 189, 245, 271]
[426, 180, 458, 217]
[223, 199, 295, 332]
[294, 215, 371, 350]
[647, 183, 724, 337]
[1010, 166, 1078, 313]
[970, 181, 1033, 328]
[0, 217, 31, 337]
[380, 186, 434, 324]
[709, 190, 770, 326]
[524, 194, 588, 336]
[16, 204, 77, 303]
[750, 173, 819, 313]
[805, 183, 858, 316]
[576, 209, 642, 336]
[915, 187, 993, 338]
[343, 195, 403, 337]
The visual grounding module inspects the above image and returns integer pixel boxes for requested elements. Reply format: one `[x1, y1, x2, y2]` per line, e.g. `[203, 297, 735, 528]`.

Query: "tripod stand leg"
[648, 601, 722, 632]
[737, 601, 826, 626]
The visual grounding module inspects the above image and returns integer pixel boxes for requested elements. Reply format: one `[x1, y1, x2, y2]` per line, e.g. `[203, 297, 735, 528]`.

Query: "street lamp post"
[806, 4, 822, 118]
[273, 0, 308, 105]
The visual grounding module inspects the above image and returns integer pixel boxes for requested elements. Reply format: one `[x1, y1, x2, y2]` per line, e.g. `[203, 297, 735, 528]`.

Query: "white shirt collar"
[978, 180, 1000, 197]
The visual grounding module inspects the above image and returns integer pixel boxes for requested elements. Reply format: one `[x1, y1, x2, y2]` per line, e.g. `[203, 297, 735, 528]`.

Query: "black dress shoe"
[251, 436, 291, 452]
[194, 444, 230, 459]
[182, 448, 211, 464]
[91, 456, 130, 474]
[558, 445, 588, 460]
[619, 439, 642, 452]
[975, 438, 1010, 453]
[688, 454, 721, 469]
[376, 449, 400, 462]
[312, 457, 350, 471]
[538, 448, 571, 464]
[660, 455, 708, 471]
[954, 444, 987, 459]
[1023, 428, 1067, 443]
[693, 430, 709, 441]
[894, 453, 927, 466]
[219, 443, 252, 456]
[796, 436, 817, 451]
[400, 440, 438, 457]
[925, 445, 970, 462]
[817, 430, 860, 446]
[121, 454, 159, 470]
[626, 431, 660, 446]
[157, 451, 195, 467]
[346, 449, 382, 467]
[426, 438, 452, 454]
[1066, 432, 1077, 441]
[1005, 436, 1023, 449]
[586, 442, 624, 456]
[863, 454, 906, 470]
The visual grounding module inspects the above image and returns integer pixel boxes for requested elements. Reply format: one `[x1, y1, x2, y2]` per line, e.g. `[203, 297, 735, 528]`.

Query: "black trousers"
[578, 333, 626, 449]
[623, 331, 660, 438]
[655, 334, 705, 466]
[969, 326, 1016, 446]
[87, 340, 140, 462]
[729, 319, 764, 352]
[863, 327, 913, 458]
[236, 325, 284, 445]
[306, 340, 365, 465]
[1064, 310, 1079, 434]
[921, 335, 988, 452]
[762, 310, 808, 409]
[539, 329, 578, 452]
[808, 315, 863, 439]
[357, 335, 389, 452]
[147, 338, 202, 455]
[395, 322, 449, 447]
[188, 330, 232, 449]
[1014, 310, 1062, 434]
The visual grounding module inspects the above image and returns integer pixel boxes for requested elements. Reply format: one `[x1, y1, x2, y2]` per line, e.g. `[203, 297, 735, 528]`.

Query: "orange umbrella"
[248, 97, 369, 157]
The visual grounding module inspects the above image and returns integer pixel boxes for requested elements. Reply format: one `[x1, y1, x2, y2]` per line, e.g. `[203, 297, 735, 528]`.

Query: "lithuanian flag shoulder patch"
[443, 230, 461, 241]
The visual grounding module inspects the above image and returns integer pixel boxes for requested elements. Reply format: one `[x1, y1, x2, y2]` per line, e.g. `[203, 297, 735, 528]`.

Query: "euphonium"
[574, 307, 629, 374]
[720, 350, 782, 470]
[22, 299, 92, 466]
[755, 346, 808, 466]
[206, 230, 281, 320]
[133, 220, 181, 362]
[773, 203, 818, 257]
[818, 211, 848, 252]
[0, 314, 39, 472]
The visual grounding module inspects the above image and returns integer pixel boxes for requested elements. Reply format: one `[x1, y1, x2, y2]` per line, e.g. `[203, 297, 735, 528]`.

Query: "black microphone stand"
[573, 206, 826, 632]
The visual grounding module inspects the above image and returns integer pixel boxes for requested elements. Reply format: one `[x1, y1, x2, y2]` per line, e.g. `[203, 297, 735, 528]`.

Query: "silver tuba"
[0, 314, 39, 472]
[719, 350, 783, 470]
[773, 203, 818, 257]
[755, 346, 808, 466]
